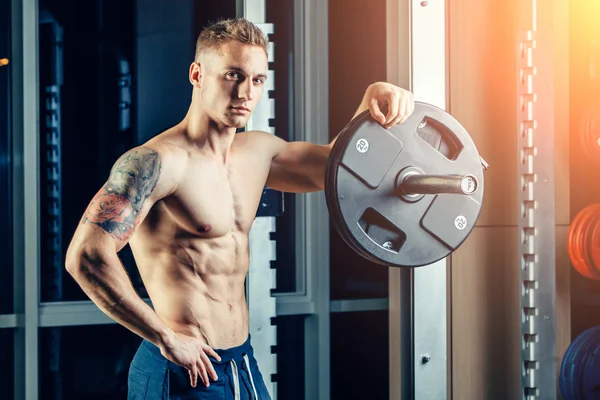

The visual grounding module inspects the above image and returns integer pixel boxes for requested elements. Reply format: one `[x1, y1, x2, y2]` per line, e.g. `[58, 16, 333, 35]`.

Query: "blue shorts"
[128, 335, 272, 400]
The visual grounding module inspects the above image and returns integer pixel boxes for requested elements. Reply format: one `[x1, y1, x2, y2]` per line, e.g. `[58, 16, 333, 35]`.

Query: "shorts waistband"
[141, 335, 254, 365]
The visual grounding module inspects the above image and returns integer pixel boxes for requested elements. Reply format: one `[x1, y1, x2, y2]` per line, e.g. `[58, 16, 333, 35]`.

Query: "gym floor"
[2, 0, 600, 399]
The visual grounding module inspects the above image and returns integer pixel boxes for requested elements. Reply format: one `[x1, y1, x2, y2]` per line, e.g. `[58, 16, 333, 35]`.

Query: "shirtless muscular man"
[65, 18, 415, 399]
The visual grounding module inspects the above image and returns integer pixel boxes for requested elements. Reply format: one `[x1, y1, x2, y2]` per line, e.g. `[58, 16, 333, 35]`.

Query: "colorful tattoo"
[82, 147, 161, 241]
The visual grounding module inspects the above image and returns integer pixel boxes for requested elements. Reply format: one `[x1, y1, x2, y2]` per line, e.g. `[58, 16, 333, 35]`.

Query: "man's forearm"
[67, 251, 176, 350]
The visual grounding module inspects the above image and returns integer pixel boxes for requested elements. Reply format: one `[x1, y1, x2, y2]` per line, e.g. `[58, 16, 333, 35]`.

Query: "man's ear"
[189, 62, 202, 86]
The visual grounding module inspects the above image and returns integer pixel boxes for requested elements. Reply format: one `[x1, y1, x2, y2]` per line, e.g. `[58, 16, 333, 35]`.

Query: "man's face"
[194, 41, 268, 129]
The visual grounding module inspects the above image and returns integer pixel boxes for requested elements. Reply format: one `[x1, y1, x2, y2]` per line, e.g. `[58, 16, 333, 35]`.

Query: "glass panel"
[275, 315, 305, 400]
[40, 318, 304, 400]
[0, 329, 14, 399]
[267, 0, 298, 294]
[328, 0, 389, 300]
[0, 0, 13, 314]
[330, 311, 389, 399]
[38, 0, 141, 302]
[39, 325, 142, 400]
[38, 0, 242, 303]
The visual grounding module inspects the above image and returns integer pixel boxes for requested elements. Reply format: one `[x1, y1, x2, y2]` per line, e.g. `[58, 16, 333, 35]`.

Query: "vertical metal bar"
[302, 1, 330, 399]
[292, 0, 307, 295]
[388, 0, 449, 399]
[23, 0, 40, 397]
[273, 0, 310, 309]
[241, 2, 279, 397]
[243, 0, 266, 24]
[11, 0, 25, 398]
[247, 218, 278, 399]
[517, 1, 557, 399]
[414, 260, 447, 400]
[411, 0, 449, 394]
[39, 14, 64, 399]
[235, 0, 244, 17]
[386, 0, 411, 397]
[12, 0, 40, 399]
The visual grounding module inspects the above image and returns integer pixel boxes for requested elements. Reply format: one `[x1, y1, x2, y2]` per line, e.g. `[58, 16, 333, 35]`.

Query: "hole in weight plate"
[417, 117, 464, 161]
[358, 208, 406, 252]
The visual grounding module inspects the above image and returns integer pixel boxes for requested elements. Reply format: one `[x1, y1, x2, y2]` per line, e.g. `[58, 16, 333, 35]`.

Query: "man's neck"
[181, 107, 237, 163]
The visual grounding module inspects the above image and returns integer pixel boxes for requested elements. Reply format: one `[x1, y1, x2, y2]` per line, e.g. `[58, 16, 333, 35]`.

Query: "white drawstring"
[243, 354, 260, 400]
[230, 360, 240, 400]
[229, 355, 260, 400]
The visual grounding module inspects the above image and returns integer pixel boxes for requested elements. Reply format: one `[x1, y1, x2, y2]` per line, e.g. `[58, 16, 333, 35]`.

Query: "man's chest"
[165, 155, 270, 236]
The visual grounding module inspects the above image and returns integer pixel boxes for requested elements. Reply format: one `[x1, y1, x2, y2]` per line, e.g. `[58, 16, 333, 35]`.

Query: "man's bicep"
[79, 146, 163, 243]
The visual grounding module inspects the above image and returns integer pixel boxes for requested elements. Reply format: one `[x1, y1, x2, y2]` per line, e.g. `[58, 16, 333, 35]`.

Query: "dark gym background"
[1, 0, 15, 399]
[3, 0, 599, 399]
[5, 0, 307, 398]
[1, 0, 388, 398]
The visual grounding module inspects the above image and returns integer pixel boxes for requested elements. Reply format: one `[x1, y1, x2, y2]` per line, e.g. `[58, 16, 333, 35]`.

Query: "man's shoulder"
[113, 138, 188, 190]
[235, 130, 285, 152]
[236, 129, 275, 140]
[138, 134, 188, 162]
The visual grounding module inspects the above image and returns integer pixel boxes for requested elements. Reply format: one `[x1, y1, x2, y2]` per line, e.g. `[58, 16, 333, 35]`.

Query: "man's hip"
[128, 335, 272, 400]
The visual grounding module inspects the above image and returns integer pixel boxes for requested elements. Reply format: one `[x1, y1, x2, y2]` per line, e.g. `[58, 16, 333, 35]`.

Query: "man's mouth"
[231, 106, 250, 112]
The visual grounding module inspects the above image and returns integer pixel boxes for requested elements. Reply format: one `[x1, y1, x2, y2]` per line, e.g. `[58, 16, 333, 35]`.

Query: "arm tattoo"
[82, 147, 161, 241]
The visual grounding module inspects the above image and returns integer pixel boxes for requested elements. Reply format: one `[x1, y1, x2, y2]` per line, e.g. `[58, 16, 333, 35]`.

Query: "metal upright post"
[12, 0, 41, 399]
[241, 1, 279, 398]
[388, 1, 449, 399]
[517, 1, 557, 399]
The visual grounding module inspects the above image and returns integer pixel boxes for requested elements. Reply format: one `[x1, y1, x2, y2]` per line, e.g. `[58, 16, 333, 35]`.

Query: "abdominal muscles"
[132, 231, 251, 350]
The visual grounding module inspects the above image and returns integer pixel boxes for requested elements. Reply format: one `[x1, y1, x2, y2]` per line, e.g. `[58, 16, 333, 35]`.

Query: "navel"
[197, 223, 212, 233]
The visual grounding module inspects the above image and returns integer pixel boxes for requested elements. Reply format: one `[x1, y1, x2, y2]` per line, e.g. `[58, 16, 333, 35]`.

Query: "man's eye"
[254, 78, 264, 84]
[227, 72, 240, 79]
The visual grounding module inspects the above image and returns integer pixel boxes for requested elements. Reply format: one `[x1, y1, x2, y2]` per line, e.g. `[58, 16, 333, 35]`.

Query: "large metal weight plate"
[580, 100, 600, 166]
[559, 326, 600, 400]
[582, 332, 600, 397]
[568, 204, 600, 280]
[325, 101, 485, 268]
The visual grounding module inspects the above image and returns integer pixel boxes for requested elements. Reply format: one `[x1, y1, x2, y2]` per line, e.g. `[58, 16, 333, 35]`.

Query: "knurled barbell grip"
[400, 174, 478, 195]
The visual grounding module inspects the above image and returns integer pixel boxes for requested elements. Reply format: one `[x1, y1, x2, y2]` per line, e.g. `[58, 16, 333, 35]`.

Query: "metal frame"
[240, 0, 324, 317]
[3, 1, 332, 400]
[11, 0, 41, 399]
[1, 1, 571, 399]
[245, 0, 333, 397]
[517, 1, 557, 398]
[387, 0, 449, 399]
[7, 297, 386, 330]
[274, 0, 309, 302]
[38, 300, 154, 327]
[294, 1, 330, 399]
[247, 217, 278, 399]
[330, 299, 388, 313]
[240, 2, 279, 397]
[0, 314, 17, 329]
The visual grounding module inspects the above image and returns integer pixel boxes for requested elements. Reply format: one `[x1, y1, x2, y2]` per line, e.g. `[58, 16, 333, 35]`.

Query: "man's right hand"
[160, 333, 222, 388]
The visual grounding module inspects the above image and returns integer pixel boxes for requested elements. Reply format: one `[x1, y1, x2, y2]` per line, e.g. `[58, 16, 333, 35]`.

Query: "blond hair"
[195, 18, 269, 61]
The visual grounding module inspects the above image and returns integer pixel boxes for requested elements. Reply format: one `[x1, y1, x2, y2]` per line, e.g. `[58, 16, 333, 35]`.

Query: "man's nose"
[237, 80, 254, 101]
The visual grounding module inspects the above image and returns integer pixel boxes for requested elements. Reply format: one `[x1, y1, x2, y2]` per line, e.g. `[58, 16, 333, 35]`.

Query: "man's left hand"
[364, 82, 415, 129]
